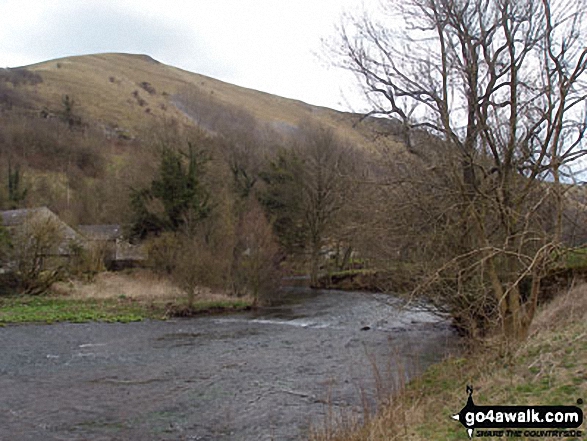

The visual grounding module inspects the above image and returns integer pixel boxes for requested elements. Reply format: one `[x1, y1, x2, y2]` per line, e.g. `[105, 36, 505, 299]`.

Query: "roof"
[77, 224, 122, 241]
[1, 207, 50, 227]
[0, 207, 85, 252]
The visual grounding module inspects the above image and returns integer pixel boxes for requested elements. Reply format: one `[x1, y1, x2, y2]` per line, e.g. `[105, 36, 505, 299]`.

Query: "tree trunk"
[310, 240, 320, 287]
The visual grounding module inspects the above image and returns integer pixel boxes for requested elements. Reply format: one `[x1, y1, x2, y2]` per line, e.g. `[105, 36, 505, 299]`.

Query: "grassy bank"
[311, 283, 587, 440]
[314, 267, 418, 292]
[0, 296, 158, 324]
[0, 270, 253, 325]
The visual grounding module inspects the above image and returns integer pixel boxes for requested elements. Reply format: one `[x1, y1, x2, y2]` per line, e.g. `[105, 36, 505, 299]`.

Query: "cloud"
[0, 0, 370, 110]
[0, 1, 235, 78]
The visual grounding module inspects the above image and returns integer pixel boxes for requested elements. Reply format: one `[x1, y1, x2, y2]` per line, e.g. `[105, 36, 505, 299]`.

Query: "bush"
[232, 202, 281, 303]
[0, 68, 43, 86]
[146, 232, 181, 275]
[68, 241, 108, 281]
[9, 213, 68, 295]
[0, 223, 11, 269]
[171, 236, 222, 307]
[0, 82, 29, 110]
[139, 82, 156, 95]
[146, 231, 230, 308]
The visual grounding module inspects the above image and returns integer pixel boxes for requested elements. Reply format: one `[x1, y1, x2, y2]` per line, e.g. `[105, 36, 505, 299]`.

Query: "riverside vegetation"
[0, 53, 377, 314]
[1, 0, 587, 436]
[309, 282, 587, 441]
[309, 0, 587, 436]
[0, 270, 252, 325]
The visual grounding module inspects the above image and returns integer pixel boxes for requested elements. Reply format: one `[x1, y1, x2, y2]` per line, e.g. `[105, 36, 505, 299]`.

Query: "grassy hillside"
[15, 53, 380, 147]
[0, 52, 403, 227]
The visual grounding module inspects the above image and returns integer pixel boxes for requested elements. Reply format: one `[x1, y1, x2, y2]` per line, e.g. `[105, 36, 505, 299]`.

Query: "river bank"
[0, 270, 253, 325]
[0, 288, 459, 440]
[315, 266, 587, 299]
[313, 269, 415, 293]
[310, 283, 587, 441]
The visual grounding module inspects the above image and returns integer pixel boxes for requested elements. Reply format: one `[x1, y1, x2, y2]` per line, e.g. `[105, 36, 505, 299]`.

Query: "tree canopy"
[130, 142, 210, 239]
[332, 0, 587, 339]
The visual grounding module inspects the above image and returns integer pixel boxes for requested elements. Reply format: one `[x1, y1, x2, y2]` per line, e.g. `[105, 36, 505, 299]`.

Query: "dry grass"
[52, 269, 248, 305]
[22, 53, 393, 152]
[308, 343, 424, 441]
[310, 284, 587, 441]
[0, 270, 253, 324]
[530, 280, 587, 333]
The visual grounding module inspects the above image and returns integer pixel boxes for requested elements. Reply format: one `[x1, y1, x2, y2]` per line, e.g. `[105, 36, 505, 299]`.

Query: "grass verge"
[0, 270, 253, 325]
[0, 295, 252, 325]
[0, 296, 157, 324]
[310, 283, 587, 441]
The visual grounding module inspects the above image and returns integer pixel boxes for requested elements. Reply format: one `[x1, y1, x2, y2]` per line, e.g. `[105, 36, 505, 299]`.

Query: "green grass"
[554, 246, 587, 269]
[0, 296, 155, 324]
[310, 285, 587, 441]
[403, 322, 586, 440]
[0, 295, 252, 325]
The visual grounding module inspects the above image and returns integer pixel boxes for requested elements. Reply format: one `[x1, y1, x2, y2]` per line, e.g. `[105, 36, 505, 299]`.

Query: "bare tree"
[10, 214, 67, 295]
[232, 201, 281, 303]
[296, 125, 356, 285]
[332, 0, 587, 339]
[260, 124, 356, 285]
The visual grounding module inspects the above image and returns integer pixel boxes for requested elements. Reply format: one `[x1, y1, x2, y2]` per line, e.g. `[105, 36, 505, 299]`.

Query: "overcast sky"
[0, 0, 372, 111]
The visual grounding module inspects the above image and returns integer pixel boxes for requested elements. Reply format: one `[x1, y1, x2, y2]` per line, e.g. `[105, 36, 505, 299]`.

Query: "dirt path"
[0, 290, 458, 440]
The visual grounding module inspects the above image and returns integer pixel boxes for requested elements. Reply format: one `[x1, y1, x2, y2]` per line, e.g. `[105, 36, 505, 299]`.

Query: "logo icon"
[451, 386, 583, 439]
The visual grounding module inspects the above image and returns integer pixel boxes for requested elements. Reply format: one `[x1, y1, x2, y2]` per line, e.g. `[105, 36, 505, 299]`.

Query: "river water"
[0, 288, 459, 440]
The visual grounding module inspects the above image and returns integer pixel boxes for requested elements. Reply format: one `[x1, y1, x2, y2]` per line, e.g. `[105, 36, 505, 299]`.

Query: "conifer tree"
[7, 162, 27, 209]
[130, 143, 210, 239]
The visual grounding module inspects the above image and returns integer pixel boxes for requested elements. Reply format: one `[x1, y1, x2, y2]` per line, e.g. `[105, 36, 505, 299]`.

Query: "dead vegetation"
[52, 269, 252, 306]
[309, 283, 587, 441]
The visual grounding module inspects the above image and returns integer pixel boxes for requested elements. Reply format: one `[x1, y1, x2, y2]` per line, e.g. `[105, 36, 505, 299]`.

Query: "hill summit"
[5, 52, 376, 145]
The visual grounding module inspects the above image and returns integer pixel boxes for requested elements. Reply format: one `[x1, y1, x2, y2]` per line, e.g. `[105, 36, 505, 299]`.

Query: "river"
[0, 288, 459, 440]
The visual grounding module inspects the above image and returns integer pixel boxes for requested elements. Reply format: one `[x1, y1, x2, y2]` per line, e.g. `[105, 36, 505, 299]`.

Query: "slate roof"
[0, 207, 85, 254]
[1, 207, 83, 242]
[1, 207, 44, 227]
[77, 224, 146, 261]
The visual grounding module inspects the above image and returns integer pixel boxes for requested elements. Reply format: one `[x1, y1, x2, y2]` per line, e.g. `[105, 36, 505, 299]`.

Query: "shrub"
[146, 232, 181, 275]
[9, 213, 68, 295]
[232, 201, 281, 303]
[68, 241, 108, 281]
[139, 81, 156, 95]
[0, 68, 43, 86]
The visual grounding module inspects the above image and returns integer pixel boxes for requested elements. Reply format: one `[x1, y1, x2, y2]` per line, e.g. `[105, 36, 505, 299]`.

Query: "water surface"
[0, 288, 459, 440]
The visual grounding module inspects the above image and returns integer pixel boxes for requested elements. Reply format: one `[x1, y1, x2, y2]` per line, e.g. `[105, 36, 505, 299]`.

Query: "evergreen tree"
[130, 143, 210, 239]
[258, 149, 307, 255]
[7, 162, 27, 209]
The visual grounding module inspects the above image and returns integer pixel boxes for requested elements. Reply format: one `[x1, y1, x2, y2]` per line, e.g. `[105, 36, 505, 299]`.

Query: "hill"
[6, 52, 381, 146]
[0, 52, 402, 226]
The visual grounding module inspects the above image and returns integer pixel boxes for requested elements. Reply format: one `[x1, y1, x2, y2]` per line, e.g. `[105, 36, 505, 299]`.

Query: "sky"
[0, 0, 371, 111]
